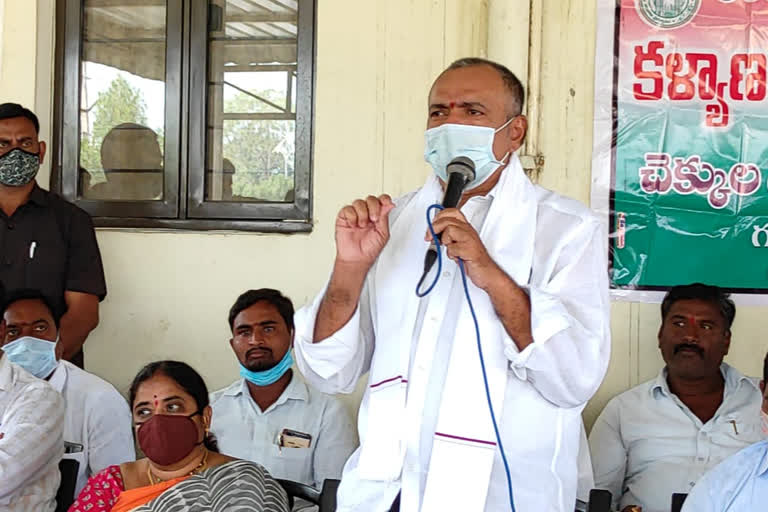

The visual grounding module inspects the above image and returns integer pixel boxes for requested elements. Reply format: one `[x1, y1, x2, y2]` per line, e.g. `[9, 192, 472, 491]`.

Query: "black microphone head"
[446, 156, 476, 183]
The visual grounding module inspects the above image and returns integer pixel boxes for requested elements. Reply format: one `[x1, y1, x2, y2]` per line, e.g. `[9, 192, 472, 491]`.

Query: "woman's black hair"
[129, 360, 219, 452]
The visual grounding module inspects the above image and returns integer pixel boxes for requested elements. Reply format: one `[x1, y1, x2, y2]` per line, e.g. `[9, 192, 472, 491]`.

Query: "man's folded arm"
[505, 219, 611, 408]
[0, 383, 65, 500]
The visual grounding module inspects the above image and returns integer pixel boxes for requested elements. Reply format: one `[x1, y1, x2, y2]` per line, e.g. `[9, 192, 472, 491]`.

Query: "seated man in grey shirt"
[210, 289, 358, 503]
[589, 283, 763, 512]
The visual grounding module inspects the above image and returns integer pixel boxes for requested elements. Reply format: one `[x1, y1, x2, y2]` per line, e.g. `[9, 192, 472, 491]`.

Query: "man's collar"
[280, 372, 309, 403]
[47, 361, 67, 393]
[237, 371, 309, 406]
[721, 362, 760, 392]
[26, 183, 50, 207]
[0, 355, 10, 391]
[650, 363, 757, 398]
[650, 367, 671, 397]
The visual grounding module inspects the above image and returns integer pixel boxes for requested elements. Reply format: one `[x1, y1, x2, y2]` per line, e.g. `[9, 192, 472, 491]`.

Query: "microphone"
[422, 156, 476, 275]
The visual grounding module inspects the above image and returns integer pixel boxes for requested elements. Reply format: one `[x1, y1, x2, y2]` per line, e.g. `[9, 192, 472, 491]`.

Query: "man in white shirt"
[210, 289, 358, 494]
[589, 283, 763, 512]
[293, 57, 611, 512]
[1, 288, 135, 496]
[0, 343, 64, 511]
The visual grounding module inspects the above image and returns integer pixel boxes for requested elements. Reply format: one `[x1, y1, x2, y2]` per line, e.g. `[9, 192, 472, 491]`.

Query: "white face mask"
[423, 118, 514, 190]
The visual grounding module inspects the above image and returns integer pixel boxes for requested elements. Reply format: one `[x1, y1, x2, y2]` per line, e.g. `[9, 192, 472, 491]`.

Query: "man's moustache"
[674, 343, 704, 357]
[246, 347, 272, 358]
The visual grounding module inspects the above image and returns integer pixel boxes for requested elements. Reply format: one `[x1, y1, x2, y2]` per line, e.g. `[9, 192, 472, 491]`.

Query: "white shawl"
[357, 154, 538, 511]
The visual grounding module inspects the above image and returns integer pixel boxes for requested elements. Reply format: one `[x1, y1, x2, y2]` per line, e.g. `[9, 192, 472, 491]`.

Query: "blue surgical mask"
[2, 336, 59, 379]
[239, 349, 293, 386]
[424, 118, 514, 189]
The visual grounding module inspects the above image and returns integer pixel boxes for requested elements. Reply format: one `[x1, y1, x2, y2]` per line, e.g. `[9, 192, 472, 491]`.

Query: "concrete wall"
[1, 0, 766, 431]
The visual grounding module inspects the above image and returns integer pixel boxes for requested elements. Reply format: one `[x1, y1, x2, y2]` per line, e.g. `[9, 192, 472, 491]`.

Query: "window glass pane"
[206, 0, 297, 203]
[79, 0, 167, 201]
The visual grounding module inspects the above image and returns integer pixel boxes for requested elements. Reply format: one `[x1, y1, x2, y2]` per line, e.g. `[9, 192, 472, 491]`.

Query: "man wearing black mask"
[589, 283, 763, 512]
[0, 103, 106, 367]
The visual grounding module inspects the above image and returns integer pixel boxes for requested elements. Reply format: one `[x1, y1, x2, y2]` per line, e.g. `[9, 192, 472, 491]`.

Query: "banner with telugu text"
[592, 0, 768, 300]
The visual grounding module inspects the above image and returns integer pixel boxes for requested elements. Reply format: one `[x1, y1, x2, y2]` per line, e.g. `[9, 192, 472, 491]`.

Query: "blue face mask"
[423, 118, 514, 190]
[2, 336, 59, 379]
[239, 349, 293, 387]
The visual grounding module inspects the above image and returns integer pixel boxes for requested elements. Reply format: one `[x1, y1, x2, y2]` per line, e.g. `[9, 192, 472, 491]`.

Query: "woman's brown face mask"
[136, 411, 203, 466]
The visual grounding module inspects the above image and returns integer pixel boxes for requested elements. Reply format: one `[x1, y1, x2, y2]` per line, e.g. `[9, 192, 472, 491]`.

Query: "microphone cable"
[415, 203, 517, 512]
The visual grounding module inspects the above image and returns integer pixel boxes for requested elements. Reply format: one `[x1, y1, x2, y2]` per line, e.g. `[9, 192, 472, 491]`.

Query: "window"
[54, 0, 315, 232]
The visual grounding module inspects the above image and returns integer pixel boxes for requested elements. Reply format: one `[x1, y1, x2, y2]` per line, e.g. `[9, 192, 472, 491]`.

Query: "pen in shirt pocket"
[29, 241, 37, 259]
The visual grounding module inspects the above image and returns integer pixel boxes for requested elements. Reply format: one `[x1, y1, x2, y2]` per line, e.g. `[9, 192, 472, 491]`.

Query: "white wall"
[2, 0, 767, 430]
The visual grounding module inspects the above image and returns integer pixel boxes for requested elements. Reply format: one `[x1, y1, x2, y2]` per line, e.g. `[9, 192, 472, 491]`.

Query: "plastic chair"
[277, 478, 340, 512]
[586, 489, 612, 512]
[55, 458, 80, 512]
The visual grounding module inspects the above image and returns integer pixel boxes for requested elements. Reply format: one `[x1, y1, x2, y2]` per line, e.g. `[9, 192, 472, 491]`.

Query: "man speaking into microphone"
[293, 58, 610, 512]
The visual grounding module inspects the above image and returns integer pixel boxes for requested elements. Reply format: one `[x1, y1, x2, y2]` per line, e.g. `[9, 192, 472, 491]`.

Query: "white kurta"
[294, 172, 611, 512]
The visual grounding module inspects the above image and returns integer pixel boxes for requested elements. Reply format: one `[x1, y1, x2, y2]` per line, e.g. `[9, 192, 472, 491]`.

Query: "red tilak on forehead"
[449, 101, 456, 108]
[688, 315, 697, 324]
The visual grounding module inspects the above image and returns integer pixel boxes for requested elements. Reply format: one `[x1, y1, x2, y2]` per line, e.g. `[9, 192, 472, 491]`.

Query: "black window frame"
[52, 0, 315, 233]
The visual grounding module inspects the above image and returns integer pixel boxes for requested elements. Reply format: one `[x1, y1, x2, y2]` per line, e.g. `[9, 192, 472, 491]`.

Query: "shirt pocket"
[25, 235, 67, 294]
[270, 443, 314, 485]
[716, 413, 762, 446]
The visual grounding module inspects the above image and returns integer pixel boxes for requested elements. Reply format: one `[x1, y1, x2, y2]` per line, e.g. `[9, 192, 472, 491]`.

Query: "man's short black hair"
[1, 288, 61, 328]
[443, 57, 525, 116]
[0, 103, 40, 134]
[228, 289, 294, 332]
[661, 283, 736, 333]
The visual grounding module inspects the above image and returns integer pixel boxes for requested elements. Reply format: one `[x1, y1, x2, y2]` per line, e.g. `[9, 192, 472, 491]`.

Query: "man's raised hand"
[335, 194, 394, 268]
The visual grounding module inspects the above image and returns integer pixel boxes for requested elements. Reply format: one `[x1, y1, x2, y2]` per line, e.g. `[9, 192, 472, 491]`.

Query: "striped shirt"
[0, 356, 65, 511]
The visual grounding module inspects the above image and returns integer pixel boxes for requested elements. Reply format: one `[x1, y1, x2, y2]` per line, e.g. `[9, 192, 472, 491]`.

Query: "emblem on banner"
[636, 0, 701, 29]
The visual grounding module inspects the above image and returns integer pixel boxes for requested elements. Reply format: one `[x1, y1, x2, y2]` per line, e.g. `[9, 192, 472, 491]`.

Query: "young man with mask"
[0, 316, 64, 511]
[1, 288, 135, 495]
[590, 284, 763, 512]
[292, 58, 610, 511]
[681, 351, 768, 511]
[210, 289, 358, 502]
[0, 103, 106, 368]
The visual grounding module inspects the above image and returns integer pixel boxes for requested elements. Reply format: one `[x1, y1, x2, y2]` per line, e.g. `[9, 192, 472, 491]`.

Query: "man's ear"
[38, 141, 46, 165]
[760, 380, 765, 395]
[507, 115, 528, 152]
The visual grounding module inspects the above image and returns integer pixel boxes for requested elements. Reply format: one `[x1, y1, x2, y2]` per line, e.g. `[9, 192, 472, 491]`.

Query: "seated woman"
[69, 361, 289, 512]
